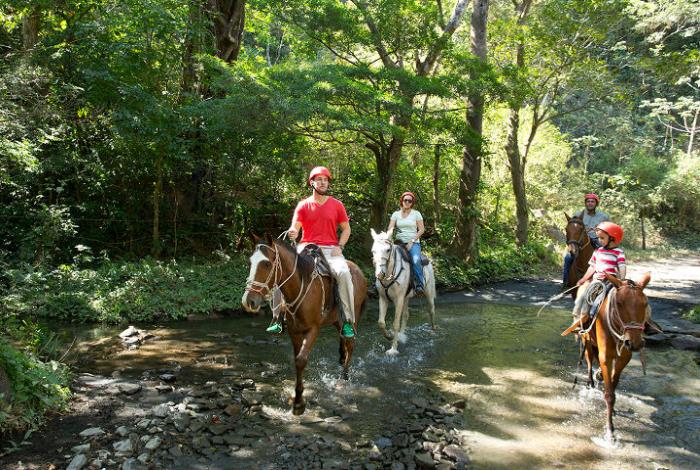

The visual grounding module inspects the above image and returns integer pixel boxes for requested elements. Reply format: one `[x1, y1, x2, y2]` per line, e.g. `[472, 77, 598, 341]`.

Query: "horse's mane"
[273, 239, 318, 283]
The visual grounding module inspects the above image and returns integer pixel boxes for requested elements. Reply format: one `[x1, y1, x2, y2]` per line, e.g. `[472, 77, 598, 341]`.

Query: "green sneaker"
[341, 322, 355, 338]
[266, 322, 283, 334]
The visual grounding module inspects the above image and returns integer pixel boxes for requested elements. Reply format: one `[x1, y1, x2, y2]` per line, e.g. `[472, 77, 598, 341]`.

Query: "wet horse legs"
[290, 327, 320, 415]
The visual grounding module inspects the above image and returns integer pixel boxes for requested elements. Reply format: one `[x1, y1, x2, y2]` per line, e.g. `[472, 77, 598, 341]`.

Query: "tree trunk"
[368, 137, 405, 231]
[207, 0, 246, 63]
[22, 7, 41, 52]
[152, 156, 163, 257]
[640, 213, 646, 250]
[433, 144, 441, 224]
[505, 0, 532, 247]
[506, 105, 529, 246]
[182, 0, 204, 95]
[452, 0, 489, 262]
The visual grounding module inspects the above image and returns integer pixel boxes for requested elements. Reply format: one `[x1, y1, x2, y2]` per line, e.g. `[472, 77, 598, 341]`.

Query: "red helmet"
[400, 191, 416, 205]
[308, 166, 331, 184]
[584, 193, 600, 204]
[596, 221, 623, 243]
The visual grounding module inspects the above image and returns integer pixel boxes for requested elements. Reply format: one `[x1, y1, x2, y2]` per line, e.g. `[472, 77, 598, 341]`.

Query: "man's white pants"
[298, 244, 355, 324]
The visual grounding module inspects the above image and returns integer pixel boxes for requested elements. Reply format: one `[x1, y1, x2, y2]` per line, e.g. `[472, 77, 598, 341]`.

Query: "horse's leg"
[398, 300, 409, 344]
[427, 269, 436, 330]
[598, 351, 616, 439]
[290, 333, 306, 415]
[386, 293, 405, 355]
[377, 287, 392, 340]
[341, 336, 355, 380]
[582, 338, 595, 387]
[291, 326, 320, 415]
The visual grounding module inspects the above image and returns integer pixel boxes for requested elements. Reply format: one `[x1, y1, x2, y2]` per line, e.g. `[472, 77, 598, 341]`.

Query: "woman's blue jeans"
[408, 242, 425, 289]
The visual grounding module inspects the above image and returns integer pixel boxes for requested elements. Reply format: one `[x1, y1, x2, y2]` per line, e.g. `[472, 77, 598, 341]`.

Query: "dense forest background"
[1, 0, 699, 436]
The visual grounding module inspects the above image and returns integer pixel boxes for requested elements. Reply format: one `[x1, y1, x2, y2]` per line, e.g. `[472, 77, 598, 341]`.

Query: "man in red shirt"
[283, 166, 355, 338]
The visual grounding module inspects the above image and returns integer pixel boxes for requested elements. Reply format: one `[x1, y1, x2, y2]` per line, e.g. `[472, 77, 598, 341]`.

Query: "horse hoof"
[397, 332, 407, 344]
[383, 331, 394, 341]
[385, 348, 399, 356]
[292, 403, 306, 415]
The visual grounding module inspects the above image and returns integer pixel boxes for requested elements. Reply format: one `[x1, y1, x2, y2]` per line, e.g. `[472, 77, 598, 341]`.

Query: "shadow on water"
[57, 299, 700, 469]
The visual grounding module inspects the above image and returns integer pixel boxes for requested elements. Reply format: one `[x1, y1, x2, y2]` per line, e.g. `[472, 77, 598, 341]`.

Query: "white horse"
[370, 228, 436, 355]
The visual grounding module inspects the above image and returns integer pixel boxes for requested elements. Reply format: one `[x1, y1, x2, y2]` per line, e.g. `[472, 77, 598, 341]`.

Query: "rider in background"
[386, 191, 426, 296]
[569, 222, 626, 327]
[562, 193, 610, 289]
[268, 166, 356, 338]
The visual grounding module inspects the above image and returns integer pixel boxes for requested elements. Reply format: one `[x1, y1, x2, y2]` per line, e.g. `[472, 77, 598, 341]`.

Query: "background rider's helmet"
[596, 221, 623, 243]
[308, 166, 332, 185]
[584, 193, 600, 204]
[399, 191, 416, 205]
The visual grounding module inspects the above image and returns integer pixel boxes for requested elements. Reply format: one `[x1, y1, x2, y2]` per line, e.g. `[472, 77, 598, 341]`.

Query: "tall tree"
[452, 0, 489, 262]
[208, 0, 247, 63]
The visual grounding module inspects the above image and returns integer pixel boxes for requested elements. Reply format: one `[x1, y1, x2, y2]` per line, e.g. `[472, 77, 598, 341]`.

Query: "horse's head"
[370, 228, 392, 280]
[564, 213, 588, 257]
[606, 272, 652, 352]
[241, 233, 279, 313]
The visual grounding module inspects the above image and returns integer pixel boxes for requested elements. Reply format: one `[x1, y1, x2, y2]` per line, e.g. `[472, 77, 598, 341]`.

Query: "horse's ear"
[265, 233, 274, 246]
[565, 212, 571, 222]
[605, 272, 623, 288]
[249, 231, 260, 246]
[371, 228, 378, 239]
[638, 272, 651, 289]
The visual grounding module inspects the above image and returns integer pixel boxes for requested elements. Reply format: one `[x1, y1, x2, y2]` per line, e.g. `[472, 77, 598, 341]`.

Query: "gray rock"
[412, 397, 429, 409]
[671, 335, 700, 351]
[241, 390, 262, 406]
[66, 454, 88, 470]
[209, 424, 230, 435]
[391, 463, 406, 470]
[192, 436, 211, 450]
[375, 437, 393, 450]
[155, 385, 172, 393]
[393, 433, 410, 448]
[119, 383, 142, 395]
[168, 445, 184, 457]
[71, 443, 90, 454]
[121, 457, 145, 470]
[137, 452, 150, 463]
[441, 445, 469, 464]
[415, 452, 436, 469]
[145, 436, 162, 451]
[224, 404, 242, 417]
[151, 404, 170, 418]
[644, 333, 672, 345]
[113, 438, 133, 453]
[119, 326, 139, 338]
[116, 426, 130, 437]
[159, 374, 176, 383]
[79, 427, 105, 438]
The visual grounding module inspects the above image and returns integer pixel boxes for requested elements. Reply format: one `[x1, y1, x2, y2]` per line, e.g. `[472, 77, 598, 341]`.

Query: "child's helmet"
[596, 221, 623, 242]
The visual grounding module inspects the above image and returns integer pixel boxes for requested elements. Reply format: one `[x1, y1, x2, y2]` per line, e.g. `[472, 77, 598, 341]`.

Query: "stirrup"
[266, 322, 283, 334]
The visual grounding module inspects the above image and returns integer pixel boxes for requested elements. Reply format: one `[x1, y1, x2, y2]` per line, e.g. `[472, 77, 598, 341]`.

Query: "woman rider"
[385, 192, 426, 295]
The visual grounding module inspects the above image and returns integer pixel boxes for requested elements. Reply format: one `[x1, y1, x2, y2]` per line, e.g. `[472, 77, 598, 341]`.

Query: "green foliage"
[683, 305, 700, 324]
[2, 256, 251, 323]
[0, 342, 71, 436]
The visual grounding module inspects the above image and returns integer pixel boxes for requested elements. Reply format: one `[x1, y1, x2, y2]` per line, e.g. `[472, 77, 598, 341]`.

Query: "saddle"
[299, 244, 337, 315]
[561, 281, 613, 337]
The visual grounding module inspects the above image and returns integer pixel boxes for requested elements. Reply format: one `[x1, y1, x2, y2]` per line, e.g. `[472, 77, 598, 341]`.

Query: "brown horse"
[564, 214, 594, 299]
[241, 234, 367, 415]
[564, 272, 651, 440]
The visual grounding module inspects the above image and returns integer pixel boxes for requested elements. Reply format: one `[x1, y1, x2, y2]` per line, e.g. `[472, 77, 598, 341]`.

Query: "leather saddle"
[299, 244, 337, 315]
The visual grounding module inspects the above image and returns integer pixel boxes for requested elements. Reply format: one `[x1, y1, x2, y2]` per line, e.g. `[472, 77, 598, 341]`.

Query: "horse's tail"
[357, 294, 368, 325]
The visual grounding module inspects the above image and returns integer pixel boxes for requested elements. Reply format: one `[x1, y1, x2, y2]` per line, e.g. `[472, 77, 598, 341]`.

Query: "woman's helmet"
[584, 193, 600, 204]
[308, 166, 332, 184]
[596, 221, 623, 243]
[400, 191, 416, 205]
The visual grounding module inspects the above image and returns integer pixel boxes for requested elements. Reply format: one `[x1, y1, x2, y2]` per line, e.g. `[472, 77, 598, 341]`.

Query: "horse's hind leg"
[398, 301, 409, 344]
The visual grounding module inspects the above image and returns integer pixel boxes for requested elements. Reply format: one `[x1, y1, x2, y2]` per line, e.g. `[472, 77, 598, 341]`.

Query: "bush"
[683, 305, 700, 324]
[2, 256, 251, 324]
[0, 342, 71, 436]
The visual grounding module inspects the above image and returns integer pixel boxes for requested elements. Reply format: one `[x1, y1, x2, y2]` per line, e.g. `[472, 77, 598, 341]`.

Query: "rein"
[603, 285, 647, 357]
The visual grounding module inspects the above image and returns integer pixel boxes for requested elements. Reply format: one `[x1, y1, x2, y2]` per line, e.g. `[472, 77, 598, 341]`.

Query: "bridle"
[566, 218, 590, 254]
[374, 240, 405, 290]
[244, 242, 322, 316]
[603, 281, 648, 356]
